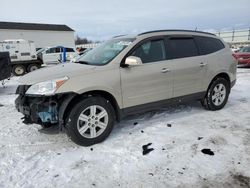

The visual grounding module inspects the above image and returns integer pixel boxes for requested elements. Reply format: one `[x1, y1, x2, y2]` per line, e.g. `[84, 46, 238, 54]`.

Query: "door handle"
[200, 62, 207, 67]
[161, 68, 170, 73]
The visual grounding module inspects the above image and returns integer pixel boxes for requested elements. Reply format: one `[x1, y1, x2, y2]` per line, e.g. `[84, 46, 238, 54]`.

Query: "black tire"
[201, 77, 230, 111]
[12, 65, 26, 76]
[27, 64, 40, 72]
[65, 97, 115, 146]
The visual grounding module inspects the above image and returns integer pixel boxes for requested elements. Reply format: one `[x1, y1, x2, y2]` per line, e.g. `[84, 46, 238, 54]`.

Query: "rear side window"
[195, 36, 225, 55]
[167, 38, 198, 59]
[131, 39, 166, 63]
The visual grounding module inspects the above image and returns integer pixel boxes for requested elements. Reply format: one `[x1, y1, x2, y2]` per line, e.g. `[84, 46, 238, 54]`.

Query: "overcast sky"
[1, 0, 250, 40]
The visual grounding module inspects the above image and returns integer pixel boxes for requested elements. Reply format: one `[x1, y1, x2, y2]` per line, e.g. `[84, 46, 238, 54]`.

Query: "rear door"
[166, 36, 207, 97]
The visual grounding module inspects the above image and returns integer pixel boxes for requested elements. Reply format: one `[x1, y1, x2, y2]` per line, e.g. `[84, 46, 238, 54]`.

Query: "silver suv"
[15, 30, 237, 146]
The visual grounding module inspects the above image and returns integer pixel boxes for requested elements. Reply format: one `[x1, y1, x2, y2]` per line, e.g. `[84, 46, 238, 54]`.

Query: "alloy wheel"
[77, 105, 109, 139]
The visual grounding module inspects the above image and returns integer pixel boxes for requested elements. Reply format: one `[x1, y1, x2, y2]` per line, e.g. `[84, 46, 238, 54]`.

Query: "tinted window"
[66, 48, 75, 52]
[167, 38, 198, 59]
[55, 48, 61, 53]
[131, 39, 166, 63]
[195, 36, 225, 55]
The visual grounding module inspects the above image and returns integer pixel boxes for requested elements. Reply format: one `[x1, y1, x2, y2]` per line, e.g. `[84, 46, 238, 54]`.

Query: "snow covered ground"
[0, 68, 250, 188]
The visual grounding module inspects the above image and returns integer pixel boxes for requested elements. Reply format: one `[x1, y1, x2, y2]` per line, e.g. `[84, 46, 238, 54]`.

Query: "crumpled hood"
[19, 63, 97, 85]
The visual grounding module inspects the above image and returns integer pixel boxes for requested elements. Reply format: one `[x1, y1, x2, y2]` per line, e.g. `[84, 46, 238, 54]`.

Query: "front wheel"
[65, 97, 115, 146]
[201, 78, 230, 111]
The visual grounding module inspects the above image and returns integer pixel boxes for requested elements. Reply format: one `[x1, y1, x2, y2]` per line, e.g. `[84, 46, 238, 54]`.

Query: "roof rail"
[138, 30, 215, 36]
[112, 34, 127, 38]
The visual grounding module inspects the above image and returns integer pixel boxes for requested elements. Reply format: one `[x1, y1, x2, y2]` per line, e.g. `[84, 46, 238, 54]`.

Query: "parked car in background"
[37, 46, 78, 64]
[233, 46, 250, 67]
[15, 30, 237, 146]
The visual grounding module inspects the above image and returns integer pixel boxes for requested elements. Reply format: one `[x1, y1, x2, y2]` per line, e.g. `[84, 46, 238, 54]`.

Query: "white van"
[37, 46, 78, 64]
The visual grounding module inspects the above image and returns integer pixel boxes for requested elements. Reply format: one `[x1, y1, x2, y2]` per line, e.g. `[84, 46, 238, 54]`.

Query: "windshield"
[239, 46, 250, 53]
[36, 48, 46, 55]
[75, 38, 135, 65]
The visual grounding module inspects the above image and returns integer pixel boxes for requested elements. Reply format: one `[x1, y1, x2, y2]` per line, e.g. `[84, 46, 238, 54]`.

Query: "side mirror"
[124, 56, 143, 67]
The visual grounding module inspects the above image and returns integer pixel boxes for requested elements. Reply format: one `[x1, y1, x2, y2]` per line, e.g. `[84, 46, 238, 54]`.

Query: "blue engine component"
[37, 105, 58, 124]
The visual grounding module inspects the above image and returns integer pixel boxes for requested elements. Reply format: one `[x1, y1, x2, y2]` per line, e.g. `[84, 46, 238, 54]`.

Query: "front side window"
[46, 47, 61, 54]
[76, 38, 135, 65]
[131, 39, 166, 63]
[167, 38, 198, 59]
[46, 48, 56, 54]
[37, 48, 46, 54]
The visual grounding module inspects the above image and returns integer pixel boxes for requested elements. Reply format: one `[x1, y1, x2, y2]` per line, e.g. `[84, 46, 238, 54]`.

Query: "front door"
[120, 38, 174, 108]
[43, 47, 61, 64]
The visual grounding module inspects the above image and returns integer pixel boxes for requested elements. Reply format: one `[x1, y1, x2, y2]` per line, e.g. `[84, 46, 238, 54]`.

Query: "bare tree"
[75, 35, 92, 45]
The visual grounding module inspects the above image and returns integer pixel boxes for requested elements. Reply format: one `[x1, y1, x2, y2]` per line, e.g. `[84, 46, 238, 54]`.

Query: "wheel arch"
[61, 90, 121, 127]
[207, 72, 231, 93]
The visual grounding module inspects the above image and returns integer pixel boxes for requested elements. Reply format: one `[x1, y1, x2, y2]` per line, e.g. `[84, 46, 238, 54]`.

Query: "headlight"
[26, 77, 69, 95]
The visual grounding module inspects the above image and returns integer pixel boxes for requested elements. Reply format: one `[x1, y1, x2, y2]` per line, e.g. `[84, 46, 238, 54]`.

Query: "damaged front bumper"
[15, 85, 76, 129]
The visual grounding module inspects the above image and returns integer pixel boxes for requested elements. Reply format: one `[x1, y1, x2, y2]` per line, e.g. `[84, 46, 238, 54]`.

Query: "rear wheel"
[27, 64, 40, 72]
[12, 65, 26, 76]
[65, 97, 115, 146]
[201, 78, 230, 111]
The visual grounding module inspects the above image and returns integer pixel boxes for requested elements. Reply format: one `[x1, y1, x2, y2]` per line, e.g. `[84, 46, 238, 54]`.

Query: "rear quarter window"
[195, 36, 225, 55]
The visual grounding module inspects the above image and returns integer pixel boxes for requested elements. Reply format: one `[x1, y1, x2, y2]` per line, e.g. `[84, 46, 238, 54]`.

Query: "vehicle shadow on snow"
[111, 95, 242, 139]
[112, 101, 203, 134]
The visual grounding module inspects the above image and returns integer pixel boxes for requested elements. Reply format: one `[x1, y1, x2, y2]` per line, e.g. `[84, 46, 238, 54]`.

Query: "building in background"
[0, 21, 75, 49]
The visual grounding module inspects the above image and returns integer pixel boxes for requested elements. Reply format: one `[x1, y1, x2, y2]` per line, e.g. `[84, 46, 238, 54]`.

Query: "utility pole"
[232, 29, 235, 42]
[248, 27, 250, 41]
